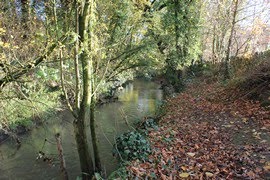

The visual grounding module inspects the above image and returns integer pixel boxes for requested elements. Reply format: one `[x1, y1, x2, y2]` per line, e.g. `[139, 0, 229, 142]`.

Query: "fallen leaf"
[181, 166, 187, 171]
[247, 171, 256, 178]
[179, 173, 189, 178]
[242, 118, 248, 123]
[263, 166, 270, 171]
[161, 173, 167, 180]
[187, 152, 195, 157]
[205, 172, 214, 177]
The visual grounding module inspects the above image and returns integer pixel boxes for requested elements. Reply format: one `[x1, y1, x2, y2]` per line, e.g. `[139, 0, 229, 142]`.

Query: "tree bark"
[21, 0, 29, 27]
[55, 133, 69, 180]
[21, 0, 29, 38]
[174, 0, 180, 58]
[212, 25, 216, 64]
[90, 96, 102, 172]
[224, 0, 239, 80]
[72, 0, 95, 179]
[73, 114, 94, 179]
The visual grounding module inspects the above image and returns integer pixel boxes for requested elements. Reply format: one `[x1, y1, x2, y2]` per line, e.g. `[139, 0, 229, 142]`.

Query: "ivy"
[113, 131, 151, 161]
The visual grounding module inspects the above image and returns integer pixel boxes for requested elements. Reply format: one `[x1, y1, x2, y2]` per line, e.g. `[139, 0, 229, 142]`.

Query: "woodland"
[0, 0, 270, 179]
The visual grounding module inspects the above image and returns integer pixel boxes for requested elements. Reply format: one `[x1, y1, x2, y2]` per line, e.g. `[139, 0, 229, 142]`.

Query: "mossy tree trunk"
[90, 93, 102, 172]
[73, 109, 94, 179]
[72, 0, 95, 179]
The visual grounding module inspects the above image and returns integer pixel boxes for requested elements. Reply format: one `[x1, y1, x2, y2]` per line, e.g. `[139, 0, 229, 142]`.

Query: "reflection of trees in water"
[137, 98, 148, 113]
[0, 80, 163, 178]
[0, 149, 3, 160]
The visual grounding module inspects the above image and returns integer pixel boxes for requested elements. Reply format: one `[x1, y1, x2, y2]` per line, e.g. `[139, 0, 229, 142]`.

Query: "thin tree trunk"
[74, 0, 80, 111]
[21, 0, 28, 24]
[212, 26, 216, 64]
[90, 96, 102, 172]
[21, 0, 29, 38]
[224, 0, 239, 80]
[55, 133, 69, 180]
[86, 0, 102, 173]
[174, 0, 180, 58]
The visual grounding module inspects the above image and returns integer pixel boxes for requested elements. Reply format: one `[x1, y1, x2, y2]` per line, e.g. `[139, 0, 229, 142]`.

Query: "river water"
[0, 79, 163, 179]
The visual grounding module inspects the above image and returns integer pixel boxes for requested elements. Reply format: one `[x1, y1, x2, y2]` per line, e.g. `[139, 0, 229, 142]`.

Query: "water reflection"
[0, 79, 162, 179]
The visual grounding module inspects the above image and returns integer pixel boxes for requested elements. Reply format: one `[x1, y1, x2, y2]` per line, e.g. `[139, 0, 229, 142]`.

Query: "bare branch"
[59, 48, 77, 118]
[0, 36, 67, 88]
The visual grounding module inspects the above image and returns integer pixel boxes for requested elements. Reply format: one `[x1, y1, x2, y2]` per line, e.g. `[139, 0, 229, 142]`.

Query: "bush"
[137, 118, 159, 136]
[0, 82, 61, 129]
[226, 51, 270, 106]
[113, 131, 151, 161]
[139, 118, 158, 130]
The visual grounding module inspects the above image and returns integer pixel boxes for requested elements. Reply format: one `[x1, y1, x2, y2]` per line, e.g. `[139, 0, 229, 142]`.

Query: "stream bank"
[0, 79, 163, 179]
[0, 77, 134, 145]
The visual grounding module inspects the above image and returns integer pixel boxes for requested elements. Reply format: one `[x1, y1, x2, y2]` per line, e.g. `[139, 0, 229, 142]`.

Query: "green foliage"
[187, 62, 212, 77]
[137, 118, 159, 136]
[113, 131, 151, 161]
[108, 166, 129, 180]
[141, 118, 158, 130]
[154, 100, 167, 120]
[36, 66, 59, 81]
[8, 119, 32, 130]
[160, 0, 202, 66]
[0, 83, 61, 129]
[165, 67, 185, 92]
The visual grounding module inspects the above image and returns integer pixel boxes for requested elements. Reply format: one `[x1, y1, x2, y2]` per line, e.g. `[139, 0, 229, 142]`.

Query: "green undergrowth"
[110, 117, 160, 179]
[111, 131, 151, 180]
[107, 165, 129, 180]
[0, 84, 61, 131]
[113, 131, 151, 162]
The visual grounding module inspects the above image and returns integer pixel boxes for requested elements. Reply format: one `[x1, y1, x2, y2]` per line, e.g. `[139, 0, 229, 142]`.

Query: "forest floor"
[127, 77, 270, 179]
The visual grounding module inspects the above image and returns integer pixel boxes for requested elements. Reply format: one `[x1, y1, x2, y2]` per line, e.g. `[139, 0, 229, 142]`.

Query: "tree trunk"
[21, 0, 29, 38]
[73, 113, 94, 179]
[55, 133, 69, 180]
[85, 0, 102, 172]
[72, 0, 95, 179]
[174, 0, 180, 57]
[21, 0, 28, 25]
[212, 26, 216, 64]
[90, 96, 102, 172]
[224, 0, 239, 80]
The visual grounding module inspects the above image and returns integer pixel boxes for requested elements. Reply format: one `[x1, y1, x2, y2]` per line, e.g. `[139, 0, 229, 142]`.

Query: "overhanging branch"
[0, 36, 66, 88]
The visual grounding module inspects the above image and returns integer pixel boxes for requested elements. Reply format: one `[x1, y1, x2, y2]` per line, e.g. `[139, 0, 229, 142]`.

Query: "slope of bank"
[126, 78, 270, 179]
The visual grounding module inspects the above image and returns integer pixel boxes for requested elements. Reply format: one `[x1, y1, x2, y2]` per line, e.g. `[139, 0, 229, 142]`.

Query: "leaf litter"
[127, 79, 270, 179]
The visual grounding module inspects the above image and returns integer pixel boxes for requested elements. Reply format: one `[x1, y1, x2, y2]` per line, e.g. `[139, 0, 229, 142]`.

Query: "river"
[0, 79, 163, 179]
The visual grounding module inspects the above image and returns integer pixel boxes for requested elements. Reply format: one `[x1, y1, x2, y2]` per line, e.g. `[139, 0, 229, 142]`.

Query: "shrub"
[113, 131, 151, 161]
[140, 118, 158, 130]
[137, 118, 159, 135]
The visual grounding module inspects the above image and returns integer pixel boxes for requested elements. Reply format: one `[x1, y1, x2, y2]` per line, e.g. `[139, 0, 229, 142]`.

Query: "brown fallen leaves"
[127, 80, 270, 179]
